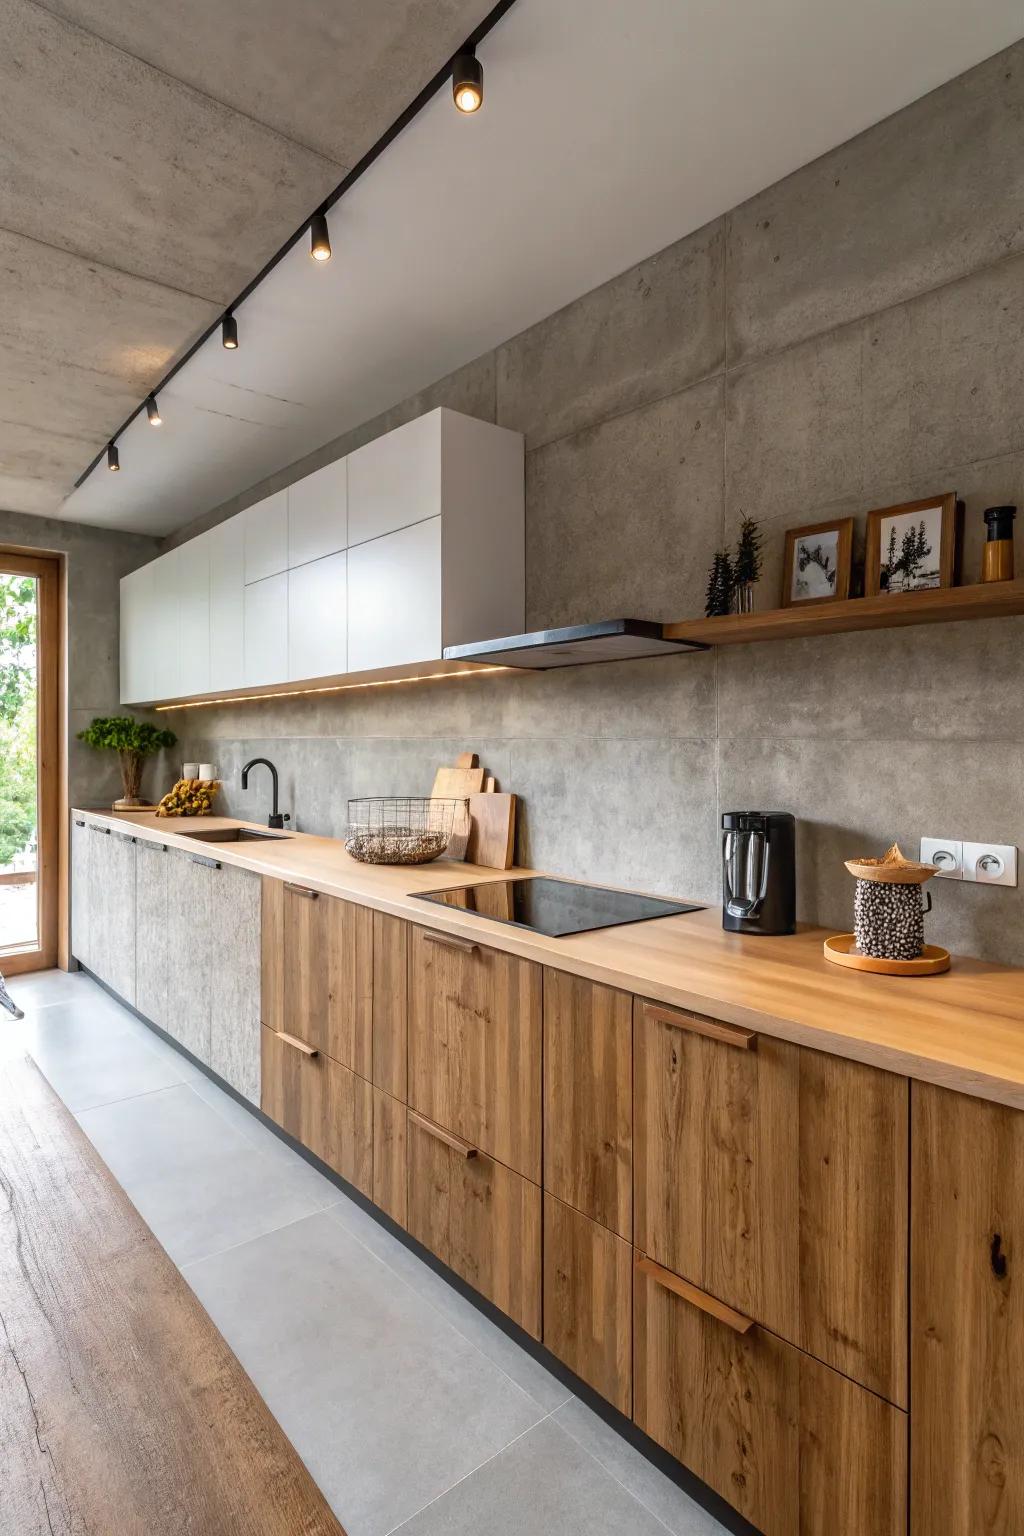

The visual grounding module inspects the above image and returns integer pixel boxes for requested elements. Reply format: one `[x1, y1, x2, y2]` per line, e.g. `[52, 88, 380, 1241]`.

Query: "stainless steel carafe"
[721, 811, 796, 935]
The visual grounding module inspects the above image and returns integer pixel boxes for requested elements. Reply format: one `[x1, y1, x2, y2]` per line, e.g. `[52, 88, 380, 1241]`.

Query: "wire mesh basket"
[345, 796, 468, 865]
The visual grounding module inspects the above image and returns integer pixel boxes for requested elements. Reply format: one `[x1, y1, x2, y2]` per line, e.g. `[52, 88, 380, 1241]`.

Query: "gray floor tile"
[185, 1209, 547, 1536]
[189, 1070, 341, 1207]
[76, 1082, 336, 1265]
[4, 966, 102, 1011]
[16, 999, 191, 1111]
[329, 1196, 571, 1414]
[394, 1418, 675, 1535]
[554, 1399, 727, 1535]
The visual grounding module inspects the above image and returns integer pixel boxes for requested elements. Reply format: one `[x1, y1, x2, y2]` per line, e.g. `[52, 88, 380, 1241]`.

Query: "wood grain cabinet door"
[634, 1255, 907, 1536]
[544, 1194, 632, 1413]
[911, 1082, 1024, 1534]
[406, 1109, 541, 1337]
[262, 877, 372, 1075]
[261, 1025, 372, 1196]
[408, 927, 542, 1181]
[634, 999, 908, 1405]
[372, 911, 408, 1100]
[543, 970, 632, 1238]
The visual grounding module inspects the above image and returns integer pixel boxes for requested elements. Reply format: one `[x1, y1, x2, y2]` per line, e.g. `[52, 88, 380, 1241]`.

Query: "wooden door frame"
[0, 549, 65, 975]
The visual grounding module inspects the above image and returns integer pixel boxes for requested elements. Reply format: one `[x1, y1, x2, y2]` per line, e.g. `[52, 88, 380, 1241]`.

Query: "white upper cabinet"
[288, 458, 347, 568]
[347, 412, 441, 546]
[119, 407, 524, 703]
[244, 490, 288, 584]
[243, 572, 288, 687]
[209, 514, 244, 692]
[177, 531, 211, 698]
[288, 551, 347, 681]
[348, 518, 442, 672]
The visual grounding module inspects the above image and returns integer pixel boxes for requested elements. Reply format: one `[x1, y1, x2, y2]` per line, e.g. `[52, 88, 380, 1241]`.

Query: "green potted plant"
[77, 716, 177, 809]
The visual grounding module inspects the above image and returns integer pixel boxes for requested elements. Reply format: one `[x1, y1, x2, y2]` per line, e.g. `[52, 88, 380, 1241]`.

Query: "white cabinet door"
[244, 490, 288, 583]
[70, 816, 92, 968]
[119, 561, 155, 704]
[177, 531, 211, 698]
[150, 549, 181, 703]
[288, 551, 347, 681]
[288, 458, 347, 568]
[244, 572, 288, 687]
[347, 412, 441, 546]
[347, 517, 442, 672]
[209, 514, 244, 692]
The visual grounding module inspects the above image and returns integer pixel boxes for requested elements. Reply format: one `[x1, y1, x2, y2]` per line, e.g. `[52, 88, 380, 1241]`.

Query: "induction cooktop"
[412, 876, 702, 938]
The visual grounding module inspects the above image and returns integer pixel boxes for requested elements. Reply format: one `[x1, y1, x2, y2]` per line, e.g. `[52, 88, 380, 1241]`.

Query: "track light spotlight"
[222, 313, 238, 349]
[107, 442, 120, 471]
[452, 48, 483, 113]
[146, 394, 162, 426]
[310, 211, 332, 262]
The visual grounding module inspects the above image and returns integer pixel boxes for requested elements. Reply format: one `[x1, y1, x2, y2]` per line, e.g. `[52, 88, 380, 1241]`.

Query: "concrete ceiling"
[6, 0, 1024, 532]
[0, 0, 496, 516]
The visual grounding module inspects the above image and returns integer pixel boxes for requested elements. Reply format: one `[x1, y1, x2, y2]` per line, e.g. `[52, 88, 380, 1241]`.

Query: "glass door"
[0, 553, 60, 973]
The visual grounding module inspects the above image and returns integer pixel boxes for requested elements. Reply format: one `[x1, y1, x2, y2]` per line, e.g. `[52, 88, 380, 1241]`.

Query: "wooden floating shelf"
[664, 579, 1024, 647]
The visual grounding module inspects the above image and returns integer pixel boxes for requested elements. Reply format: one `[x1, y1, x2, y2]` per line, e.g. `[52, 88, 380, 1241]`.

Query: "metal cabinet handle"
[284, 882, 319, 899]
[90, 824, 111, 835]
[421, 930, 478, 955]
[74, 818, 85, 827]
[409, 1110, 478, 1159]
[643, 1001, 757, 1052]
[188, 852, 221, 869]
[275, 1030, 318, 1058]
[636, 1255, 754, 1335]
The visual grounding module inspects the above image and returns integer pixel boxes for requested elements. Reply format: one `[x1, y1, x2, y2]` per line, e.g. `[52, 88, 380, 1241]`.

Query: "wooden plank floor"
[0, 1049, 345, 1536]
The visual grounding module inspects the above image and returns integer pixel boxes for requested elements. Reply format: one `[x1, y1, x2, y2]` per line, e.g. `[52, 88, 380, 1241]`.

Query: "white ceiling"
[61, 0, 1024, 536]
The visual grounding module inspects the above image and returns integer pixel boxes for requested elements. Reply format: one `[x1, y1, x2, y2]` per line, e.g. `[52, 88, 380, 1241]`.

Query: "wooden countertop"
[1, 1047, 344, 1535]
[78, 808, 1024, 1110]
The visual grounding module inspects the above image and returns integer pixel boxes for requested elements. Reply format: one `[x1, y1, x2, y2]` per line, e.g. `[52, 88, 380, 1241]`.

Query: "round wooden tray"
[823, 934, 951, 976]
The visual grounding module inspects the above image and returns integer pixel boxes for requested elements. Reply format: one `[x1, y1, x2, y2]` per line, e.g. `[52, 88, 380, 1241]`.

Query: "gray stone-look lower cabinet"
[72, 823, 262, 1107]
[208, 863, 261, 1104]
[83, 822, 137, 1007]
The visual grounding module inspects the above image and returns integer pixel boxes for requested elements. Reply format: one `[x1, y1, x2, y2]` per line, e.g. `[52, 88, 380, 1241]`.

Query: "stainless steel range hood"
[443, 619, 707, 669]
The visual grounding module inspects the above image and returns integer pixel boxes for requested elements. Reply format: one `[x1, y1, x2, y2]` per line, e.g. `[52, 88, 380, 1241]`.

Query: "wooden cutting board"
[431, 751, 486, 800]
[466, 779, 517, 869]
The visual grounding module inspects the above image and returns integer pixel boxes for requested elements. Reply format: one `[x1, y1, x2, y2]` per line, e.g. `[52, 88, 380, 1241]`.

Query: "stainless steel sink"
[179, 826, 292, 843]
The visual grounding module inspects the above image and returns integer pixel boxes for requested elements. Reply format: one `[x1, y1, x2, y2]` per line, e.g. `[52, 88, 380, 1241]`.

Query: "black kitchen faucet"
[241, 757, 290, 829]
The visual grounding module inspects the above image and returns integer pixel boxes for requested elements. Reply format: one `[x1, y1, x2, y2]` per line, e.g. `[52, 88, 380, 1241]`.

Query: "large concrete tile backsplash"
[171, 41, 1024, 965]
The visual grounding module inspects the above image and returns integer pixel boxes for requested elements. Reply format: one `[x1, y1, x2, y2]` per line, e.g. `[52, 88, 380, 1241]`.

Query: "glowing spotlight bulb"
[452, 49, 483, 113]
[310, 211, 332, 261]
[146, 394, 162, 426]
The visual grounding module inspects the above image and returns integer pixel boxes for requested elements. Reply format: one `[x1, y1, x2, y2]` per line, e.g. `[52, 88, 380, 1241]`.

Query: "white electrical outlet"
[963, 842, 1018, 887]
[920, 837, 963, 879]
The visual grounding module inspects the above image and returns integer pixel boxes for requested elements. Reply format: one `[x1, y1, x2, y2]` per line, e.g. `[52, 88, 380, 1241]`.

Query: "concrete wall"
[170, 42, 1024, 964]
[0, 510, 162, 809]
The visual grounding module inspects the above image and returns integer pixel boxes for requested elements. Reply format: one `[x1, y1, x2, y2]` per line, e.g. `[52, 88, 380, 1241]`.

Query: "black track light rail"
[75, 0, 520, 488]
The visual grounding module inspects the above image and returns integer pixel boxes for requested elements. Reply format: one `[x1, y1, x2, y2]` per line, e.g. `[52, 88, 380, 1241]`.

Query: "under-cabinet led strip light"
[153, 665, 513, 711]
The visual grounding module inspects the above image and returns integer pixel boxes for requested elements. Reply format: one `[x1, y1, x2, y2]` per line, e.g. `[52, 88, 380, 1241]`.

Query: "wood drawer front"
[408, 926, 542, 1181]
[262, 877, 372, 1075]
[372, 911, 408, 1100]
[260, 1026, 372, 1197]
[544, 1194, 631, 1414]
[911, 1082, 1024, 1534]
[406, 1110, 541, 1338]
[634, 999, 908, 1404]
[543, 970, 632, 1238]
[634, 1256, 907, 1536]
[372, 1087, 407, 1229]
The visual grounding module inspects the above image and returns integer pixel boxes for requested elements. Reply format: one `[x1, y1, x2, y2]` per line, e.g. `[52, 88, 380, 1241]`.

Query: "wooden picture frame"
[781, 517, 854, 608]
[865, 493, 962, 597]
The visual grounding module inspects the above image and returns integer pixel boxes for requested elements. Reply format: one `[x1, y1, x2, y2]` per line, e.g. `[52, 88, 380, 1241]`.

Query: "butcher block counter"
[76, 806, 1024, 1110]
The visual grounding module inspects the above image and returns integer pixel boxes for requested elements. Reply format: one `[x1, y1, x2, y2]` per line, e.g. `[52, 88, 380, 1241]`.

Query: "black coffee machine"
[721, 811, 796, 935]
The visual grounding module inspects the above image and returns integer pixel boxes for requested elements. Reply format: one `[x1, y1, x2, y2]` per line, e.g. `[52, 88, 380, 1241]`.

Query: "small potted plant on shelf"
[733, 516, 763, 613]
[704, 548, 735, 617]
[77, 716, 177, 810]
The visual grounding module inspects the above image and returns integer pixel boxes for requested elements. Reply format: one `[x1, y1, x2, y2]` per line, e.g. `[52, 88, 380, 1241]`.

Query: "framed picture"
[781, 517, 854, 607]
[865, 493, 962, 597]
